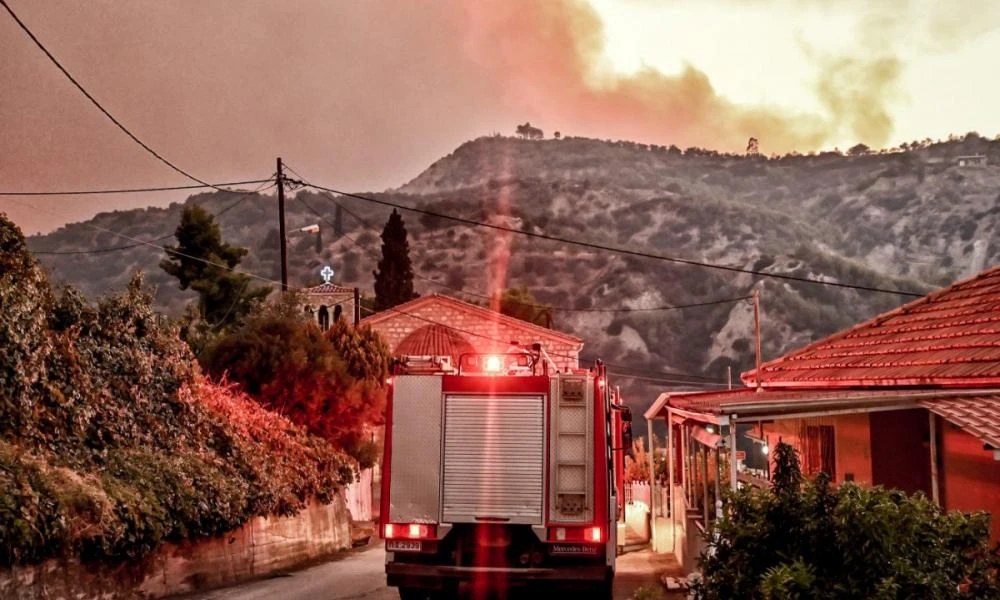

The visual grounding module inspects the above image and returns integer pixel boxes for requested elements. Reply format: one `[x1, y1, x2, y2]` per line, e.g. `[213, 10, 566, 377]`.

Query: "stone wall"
[1, 496, 351, 600]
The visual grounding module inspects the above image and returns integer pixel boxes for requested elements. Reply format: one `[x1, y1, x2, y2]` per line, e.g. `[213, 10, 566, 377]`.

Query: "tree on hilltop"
[160, 205, 270, 329]
[373, 209, 418, 312]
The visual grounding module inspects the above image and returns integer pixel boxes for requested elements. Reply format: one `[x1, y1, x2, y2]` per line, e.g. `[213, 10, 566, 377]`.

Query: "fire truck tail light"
[484, 355, 503, 373]
[588, 526, 603, 543]
[384, 523, 435, 540]
[548, 526, 603, 543]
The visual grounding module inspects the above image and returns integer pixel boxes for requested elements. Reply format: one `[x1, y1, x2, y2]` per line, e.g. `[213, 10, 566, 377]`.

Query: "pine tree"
[160, 205, 270, 327]
[372, 209, 417, 311]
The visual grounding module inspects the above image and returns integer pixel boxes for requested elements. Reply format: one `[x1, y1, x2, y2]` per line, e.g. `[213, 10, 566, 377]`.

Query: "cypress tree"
[373, 209, 417, 311]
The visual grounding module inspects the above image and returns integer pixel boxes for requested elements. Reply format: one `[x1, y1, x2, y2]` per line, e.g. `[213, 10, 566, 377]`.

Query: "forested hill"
[27, 133, 1000, 403]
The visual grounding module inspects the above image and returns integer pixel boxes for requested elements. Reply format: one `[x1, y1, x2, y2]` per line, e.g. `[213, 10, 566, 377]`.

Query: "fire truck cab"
[381, 348, 632, 599]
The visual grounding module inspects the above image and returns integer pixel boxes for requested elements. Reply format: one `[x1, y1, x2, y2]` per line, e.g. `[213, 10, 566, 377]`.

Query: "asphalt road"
[184, 544, 677, 600]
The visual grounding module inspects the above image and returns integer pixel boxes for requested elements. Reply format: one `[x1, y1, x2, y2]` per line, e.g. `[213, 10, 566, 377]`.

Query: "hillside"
[27, 133, 1000, 404]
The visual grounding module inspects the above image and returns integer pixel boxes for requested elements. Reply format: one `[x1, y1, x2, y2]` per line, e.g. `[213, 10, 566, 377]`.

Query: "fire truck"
[380, 347, 633, 599]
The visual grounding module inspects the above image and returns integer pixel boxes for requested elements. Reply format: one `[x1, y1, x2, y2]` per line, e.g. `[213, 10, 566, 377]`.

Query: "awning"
[920, 395, 1000, 449]
[690, 426, 722, 448]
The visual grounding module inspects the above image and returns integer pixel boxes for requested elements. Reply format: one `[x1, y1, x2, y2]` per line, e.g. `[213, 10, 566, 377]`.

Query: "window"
[804, 425, 836, 478]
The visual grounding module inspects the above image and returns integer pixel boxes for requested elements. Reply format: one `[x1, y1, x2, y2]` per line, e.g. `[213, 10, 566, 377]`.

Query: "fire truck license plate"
[387, 540, 422, 552]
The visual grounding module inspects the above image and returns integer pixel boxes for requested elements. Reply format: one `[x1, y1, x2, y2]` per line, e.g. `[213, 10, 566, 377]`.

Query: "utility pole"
[276, 157, 288, 292]
[752, 288, 762, 390]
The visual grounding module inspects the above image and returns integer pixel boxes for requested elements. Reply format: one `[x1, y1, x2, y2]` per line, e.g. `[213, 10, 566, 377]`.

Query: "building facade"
[646, 266, 1000, 568]
[360, 294, 584, 372]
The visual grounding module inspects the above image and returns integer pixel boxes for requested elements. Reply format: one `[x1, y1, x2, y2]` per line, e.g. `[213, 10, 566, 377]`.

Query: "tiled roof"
[360, 293, 583, 345]
[650, 388, 1000, 449]
[920, 395, 1000, 449]
[650, 388, 934, 418]
[743, 265, 1000, 388]
[303, 282, 354, 295]
[396, 324, 476, 359]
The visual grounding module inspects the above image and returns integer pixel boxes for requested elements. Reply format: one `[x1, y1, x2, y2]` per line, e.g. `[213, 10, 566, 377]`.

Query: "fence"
[625, 481, 651, 507]
[343, 467, 373, 522]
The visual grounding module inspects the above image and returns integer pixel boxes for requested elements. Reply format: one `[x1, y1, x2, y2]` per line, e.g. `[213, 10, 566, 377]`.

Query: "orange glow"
[384, 523, 395, 538]
[484, 355, 503, 373]
[386, 376, 393, 386]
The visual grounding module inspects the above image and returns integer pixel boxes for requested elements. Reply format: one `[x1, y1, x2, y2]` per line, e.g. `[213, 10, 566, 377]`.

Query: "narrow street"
[183, 544, 678, 600]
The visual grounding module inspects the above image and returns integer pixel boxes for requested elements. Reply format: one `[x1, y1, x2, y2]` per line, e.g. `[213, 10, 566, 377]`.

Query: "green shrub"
[692, 443, 1000, 600]
[0, 215, 351, 566]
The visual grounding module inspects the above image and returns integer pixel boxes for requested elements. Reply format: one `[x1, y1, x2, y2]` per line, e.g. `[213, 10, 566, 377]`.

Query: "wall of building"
[0, 497, 351, 600]
[368, 301, 580, 371]
[763, 413, 872, 484]
[940, 423, 1000, 543]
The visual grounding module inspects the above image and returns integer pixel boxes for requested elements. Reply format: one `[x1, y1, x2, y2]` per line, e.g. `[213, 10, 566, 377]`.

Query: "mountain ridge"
[24, 133, 1000, 406]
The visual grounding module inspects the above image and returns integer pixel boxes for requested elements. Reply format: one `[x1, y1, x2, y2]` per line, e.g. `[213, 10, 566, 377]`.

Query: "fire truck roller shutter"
[389, 376, 443, 524]
[442, 395, 546, 524]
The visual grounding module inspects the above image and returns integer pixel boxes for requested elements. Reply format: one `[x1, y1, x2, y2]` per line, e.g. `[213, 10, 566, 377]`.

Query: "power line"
[290, 175, 753, 314]
[4, 196, 285, 288]
[10, 192, 726, 387]
[297, 180, 923, 298]
[27, 180, 274, 255]
[1, 0, 215, 188]
[0, 178, 274, 196]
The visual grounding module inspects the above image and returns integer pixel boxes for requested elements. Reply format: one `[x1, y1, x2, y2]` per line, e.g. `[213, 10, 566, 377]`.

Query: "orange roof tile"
[360, 293, 583, 346]
[743, 265, 1000, 388]
[920, 395, 1000, 449]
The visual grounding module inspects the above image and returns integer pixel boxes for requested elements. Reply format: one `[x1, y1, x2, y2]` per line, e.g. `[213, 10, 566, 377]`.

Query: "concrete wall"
[0, 496, 351, 600]
[940, 424, 1000, 544]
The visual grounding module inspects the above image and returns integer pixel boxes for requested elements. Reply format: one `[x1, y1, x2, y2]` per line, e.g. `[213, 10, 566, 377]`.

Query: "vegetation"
[160, 204, 270, 329]
[692, 442, 1000, 600]
[624, 437, 651, 483]
[0, 214, 351, 567]
[498, 285, 552, 328]
[373, 208, 418, 311]
[28, 135, 1000, 404]
[200, 292, 391, 468]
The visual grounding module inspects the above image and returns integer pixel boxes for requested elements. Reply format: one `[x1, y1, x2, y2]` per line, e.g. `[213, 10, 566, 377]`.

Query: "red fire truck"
[380, 348, 633, 599]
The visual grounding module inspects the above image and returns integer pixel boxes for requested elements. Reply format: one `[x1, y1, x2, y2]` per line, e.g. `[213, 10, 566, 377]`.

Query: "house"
[956, 154, 988, 167]
[645, 266, 1000, 568]
[360, 293, 584, 371]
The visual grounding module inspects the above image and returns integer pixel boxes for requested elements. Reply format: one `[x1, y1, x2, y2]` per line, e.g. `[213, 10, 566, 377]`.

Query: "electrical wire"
[27, 180, 275, 255]
[7, 185, 729, 388]
[4, 196, 286, 288]
[296, 180, 923, 298]
[1, 0, 220, 189]
[286, 168, 753, 314]
[0, 178, 274, 196]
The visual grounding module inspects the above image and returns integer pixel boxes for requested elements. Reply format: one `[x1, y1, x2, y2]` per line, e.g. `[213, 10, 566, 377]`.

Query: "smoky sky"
[1, 0, 997, 234]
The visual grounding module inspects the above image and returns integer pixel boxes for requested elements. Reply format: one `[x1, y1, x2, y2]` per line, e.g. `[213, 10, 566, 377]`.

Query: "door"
[870, 409, 931, 495]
